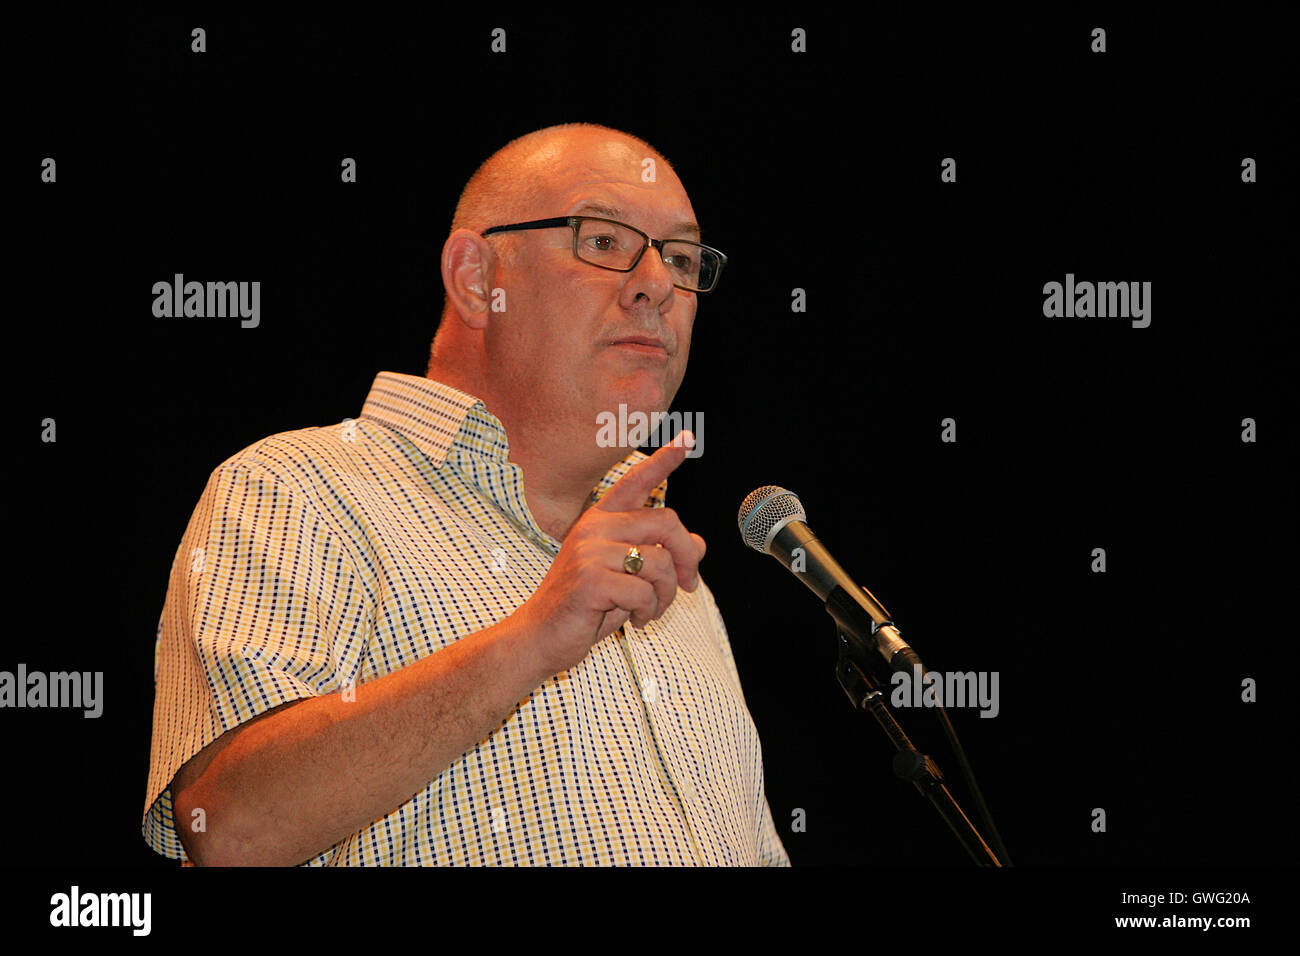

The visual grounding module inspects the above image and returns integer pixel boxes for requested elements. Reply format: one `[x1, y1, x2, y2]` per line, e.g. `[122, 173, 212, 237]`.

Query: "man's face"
[483, 132, 702, 443]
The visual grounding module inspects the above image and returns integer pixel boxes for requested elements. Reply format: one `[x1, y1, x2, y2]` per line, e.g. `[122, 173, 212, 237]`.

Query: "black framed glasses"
[481, 216, 727, 293]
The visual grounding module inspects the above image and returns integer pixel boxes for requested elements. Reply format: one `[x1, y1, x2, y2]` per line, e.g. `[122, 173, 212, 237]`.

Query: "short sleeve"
[142, 460, 370, 861]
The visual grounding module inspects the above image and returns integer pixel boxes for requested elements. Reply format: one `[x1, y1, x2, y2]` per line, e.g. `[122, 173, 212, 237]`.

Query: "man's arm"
[172, 437, 705, 866]
[172, 615, 549, 867]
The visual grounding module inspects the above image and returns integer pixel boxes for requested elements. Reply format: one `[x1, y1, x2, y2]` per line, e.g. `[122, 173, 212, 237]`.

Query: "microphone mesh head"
[737, 486, 806, 553]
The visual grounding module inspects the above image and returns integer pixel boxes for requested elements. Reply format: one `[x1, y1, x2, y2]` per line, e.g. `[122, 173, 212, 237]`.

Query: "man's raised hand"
[511, 431, 707, 678]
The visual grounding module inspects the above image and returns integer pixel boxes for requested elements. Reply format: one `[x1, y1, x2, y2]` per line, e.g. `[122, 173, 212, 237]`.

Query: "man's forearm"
[180, 618, 552, 866]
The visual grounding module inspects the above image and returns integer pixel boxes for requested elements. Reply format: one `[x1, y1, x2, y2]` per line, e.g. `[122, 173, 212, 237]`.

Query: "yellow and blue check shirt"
[143, 371, 790, 865]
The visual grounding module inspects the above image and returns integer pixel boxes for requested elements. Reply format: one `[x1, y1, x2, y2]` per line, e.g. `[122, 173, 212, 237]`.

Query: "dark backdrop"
[7, 4, 1297, 925]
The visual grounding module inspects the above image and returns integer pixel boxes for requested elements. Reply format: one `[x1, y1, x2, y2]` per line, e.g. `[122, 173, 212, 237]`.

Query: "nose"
[626, 240, 676, 305]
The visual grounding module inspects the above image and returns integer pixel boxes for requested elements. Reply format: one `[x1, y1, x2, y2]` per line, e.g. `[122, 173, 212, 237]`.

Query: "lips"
[610, 336, 667, 352]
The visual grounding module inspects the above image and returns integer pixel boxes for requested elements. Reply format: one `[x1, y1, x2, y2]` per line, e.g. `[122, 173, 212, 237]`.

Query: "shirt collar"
[359, 370, 667, 510]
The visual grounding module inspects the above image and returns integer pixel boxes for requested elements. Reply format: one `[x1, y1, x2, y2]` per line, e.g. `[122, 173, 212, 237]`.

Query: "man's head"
[429, 123, 706, 454]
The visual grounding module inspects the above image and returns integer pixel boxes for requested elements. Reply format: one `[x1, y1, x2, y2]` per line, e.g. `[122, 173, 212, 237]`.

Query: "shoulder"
[206, 421, 377, 498]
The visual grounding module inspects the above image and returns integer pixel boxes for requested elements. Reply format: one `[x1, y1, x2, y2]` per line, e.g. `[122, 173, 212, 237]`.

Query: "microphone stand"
[833, 624, 1002, 867]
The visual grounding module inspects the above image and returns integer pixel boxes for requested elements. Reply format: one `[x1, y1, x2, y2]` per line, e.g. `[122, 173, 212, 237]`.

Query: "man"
[142, 122, 790, 866]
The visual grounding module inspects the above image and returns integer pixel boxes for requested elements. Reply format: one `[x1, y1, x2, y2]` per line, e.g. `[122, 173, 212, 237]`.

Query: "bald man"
[143, 123, 790, 867]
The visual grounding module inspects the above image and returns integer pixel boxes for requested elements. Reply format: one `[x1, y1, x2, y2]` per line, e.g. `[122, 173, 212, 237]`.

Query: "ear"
[441, 229, 496, 329]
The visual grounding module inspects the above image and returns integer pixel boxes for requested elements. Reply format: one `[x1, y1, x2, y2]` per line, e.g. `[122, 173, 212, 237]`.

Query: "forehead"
[519, 133, 697, 234]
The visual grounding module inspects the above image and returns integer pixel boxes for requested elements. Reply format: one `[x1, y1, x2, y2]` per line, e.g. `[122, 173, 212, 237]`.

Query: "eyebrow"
[572, 203, 702, 241]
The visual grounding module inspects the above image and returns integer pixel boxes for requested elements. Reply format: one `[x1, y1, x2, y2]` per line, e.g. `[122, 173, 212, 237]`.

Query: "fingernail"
[679, 430, 695, 449]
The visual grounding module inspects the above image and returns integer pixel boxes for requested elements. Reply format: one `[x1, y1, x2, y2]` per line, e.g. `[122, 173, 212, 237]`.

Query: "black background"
[7, 5, 1297, 934]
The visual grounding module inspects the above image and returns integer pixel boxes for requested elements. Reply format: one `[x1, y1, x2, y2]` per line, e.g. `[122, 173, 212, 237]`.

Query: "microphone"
[737, 485, 922, 673]
[739, 486, 1015, 868]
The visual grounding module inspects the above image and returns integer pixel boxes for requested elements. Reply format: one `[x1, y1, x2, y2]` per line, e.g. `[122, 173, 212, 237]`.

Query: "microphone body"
[739, 486, 1011, 867]
[739, 486, 918, 671]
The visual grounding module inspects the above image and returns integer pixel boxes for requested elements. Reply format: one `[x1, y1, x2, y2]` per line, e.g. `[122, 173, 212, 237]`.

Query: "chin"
[603, 372, 673, 414]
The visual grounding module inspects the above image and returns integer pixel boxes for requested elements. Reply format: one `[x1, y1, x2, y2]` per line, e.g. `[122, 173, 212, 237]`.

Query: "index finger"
[596, 430, 696, 513]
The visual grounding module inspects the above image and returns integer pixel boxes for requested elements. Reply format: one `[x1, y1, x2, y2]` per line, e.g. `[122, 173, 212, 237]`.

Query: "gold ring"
[623, 546, 644, 574]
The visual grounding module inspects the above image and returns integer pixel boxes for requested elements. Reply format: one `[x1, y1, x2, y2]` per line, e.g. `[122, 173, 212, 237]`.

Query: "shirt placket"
[464, 436, 710, 865]
[615, 625, 710, 865]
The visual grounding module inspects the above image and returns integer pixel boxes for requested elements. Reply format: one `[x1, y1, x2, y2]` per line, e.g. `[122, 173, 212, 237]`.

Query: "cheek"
[675, 299, 696, 352]
[536, 267, 616, 321]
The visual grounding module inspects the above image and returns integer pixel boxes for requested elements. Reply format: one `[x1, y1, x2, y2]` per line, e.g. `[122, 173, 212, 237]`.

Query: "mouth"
[609, 336, 669, 356]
